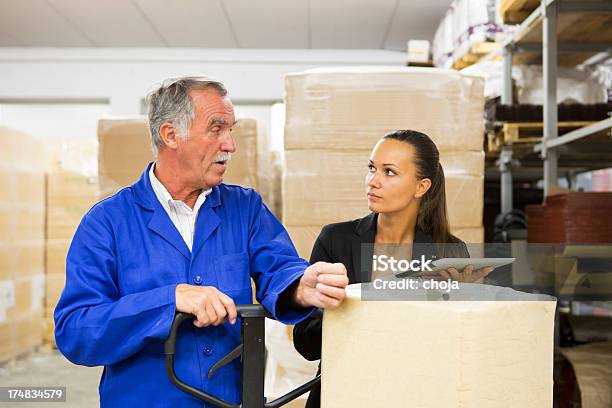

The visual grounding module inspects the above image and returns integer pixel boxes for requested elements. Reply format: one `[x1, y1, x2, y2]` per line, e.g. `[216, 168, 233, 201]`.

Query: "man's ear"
[159, 122, 180, 150]
[414, 178, 432, 199]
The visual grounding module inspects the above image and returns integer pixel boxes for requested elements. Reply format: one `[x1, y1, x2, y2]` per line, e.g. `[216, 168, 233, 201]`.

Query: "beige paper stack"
[322, 287, 556, 407]
[0, 127, 46, 362]
[282, 67, 486, 260]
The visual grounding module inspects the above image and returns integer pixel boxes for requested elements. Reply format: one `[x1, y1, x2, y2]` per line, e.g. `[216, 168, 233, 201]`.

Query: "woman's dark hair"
[382, 129, 461, 247]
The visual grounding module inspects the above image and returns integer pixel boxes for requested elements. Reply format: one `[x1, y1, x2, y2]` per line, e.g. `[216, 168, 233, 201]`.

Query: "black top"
[292, 213, 469, 408]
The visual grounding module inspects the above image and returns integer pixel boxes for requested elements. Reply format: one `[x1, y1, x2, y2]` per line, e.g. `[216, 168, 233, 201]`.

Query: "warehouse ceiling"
[0, 0, 451, 50]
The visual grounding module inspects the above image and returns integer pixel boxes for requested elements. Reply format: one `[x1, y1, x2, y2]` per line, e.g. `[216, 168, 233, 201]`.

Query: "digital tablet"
[409, 258, 515, 277]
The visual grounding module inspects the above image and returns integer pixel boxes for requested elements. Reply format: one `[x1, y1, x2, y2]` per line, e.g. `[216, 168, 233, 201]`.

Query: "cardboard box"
[0, 127, 46, 361]
[224, 118, 258, 190]
[283, 163, 484, 228]
[45, 240, 71, 276]
[46, 207, 88, 240]
[0, 206, 11, 242]
[14, 242, 44, 278]
[284, 67, 484, 152]
[451, 226, 484, 243]
[282, 150, 483, 227]
[0, 166, 15, 203]
[407, 40, 431, 63]
[14, 313, 43, 355]
[286, 226, 322, 260]
[98, 117, 260, 198]
[322, 293, 556, 407]
[0, 244, 12, 281]
[0, 320, 12, 362]
[97, 117, 153, 197]
[8, 275, 44, 319]
[0, 127, 45, 171]
[15, 171, 45, 206]
[43, 313, 55, 345]
[46, 172, 98, 208]
[45, 274, 66, 310]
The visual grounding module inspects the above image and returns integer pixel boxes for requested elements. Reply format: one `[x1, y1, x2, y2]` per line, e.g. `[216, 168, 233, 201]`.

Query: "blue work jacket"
[54, 163, 312, 407]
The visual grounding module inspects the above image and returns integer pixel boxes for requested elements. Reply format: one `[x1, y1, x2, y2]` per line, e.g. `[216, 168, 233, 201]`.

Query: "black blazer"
[292, 213, 468, 408]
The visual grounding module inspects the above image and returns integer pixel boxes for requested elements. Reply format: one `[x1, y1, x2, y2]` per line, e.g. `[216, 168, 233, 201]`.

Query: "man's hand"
[175, 284, 238, 327]
[294, 262, 349, 309]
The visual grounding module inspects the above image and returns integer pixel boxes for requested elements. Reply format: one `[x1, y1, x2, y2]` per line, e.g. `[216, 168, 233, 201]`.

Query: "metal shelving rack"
[483, 0, 612, 212]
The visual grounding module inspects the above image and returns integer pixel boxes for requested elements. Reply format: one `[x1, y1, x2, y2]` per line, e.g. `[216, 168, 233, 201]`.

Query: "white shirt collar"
[149, 162, 211, 214]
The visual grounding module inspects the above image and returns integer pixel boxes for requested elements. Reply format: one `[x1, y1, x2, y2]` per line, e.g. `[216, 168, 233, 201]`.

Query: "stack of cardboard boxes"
[0, 127, 46, 362]
[282, 67, 486, 259]
[44, 140, 99, 345]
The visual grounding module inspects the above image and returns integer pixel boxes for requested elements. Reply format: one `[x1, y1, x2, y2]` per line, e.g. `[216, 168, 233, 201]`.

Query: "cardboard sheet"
[322, 286, 555, 407]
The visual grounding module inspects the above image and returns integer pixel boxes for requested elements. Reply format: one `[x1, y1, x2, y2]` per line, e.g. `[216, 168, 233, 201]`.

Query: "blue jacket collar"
[133, 162, 221, 211]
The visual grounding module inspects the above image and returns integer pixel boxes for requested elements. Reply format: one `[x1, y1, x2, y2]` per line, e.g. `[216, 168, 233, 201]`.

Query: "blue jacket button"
[203, 346, 213, 356]
[193, 275, 202, 285]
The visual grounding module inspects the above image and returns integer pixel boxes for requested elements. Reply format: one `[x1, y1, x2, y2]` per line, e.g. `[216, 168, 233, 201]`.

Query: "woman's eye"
[385, 169, 396, 176]
[367, 164, 375, 172]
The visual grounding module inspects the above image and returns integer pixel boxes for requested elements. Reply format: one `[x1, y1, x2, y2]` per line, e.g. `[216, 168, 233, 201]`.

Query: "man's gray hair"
[145, 75, 228, 155]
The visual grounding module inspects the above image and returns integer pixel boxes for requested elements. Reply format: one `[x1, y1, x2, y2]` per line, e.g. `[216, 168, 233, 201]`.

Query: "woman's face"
[365, 139, 431, 214]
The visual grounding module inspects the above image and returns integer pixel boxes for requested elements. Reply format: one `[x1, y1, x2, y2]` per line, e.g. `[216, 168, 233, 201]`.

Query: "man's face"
[175, 88, 236, 190]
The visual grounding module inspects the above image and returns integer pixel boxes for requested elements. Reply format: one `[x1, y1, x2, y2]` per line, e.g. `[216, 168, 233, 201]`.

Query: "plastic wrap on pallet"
[451, 0, 502, 63]
[433, 0, 505, 68]
[463, 61, 609, 103]
[433, 11, 455, 69]
[514, 65, 608, 105]
[284, 67, 485, 152]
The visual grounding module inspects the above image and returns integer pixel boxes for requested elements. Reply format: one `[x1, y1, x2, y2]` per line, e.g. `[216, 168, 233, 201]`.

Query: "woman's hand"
[438, 264, 494, 283]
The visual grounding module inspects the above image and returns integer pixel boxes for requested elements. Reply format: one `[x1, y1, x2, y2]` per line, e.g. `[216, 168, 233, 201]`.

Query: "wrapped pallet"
[0, 127, 46, 363]
[283, 67, 486, 260]
[322, 284, 556, 407]
[97, 117, 263, 205]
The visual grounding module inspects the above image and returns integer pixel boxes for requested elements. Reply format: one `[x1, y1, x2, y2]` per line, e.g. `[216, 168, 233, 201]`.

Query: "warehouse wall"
[0, 48, 406, 114]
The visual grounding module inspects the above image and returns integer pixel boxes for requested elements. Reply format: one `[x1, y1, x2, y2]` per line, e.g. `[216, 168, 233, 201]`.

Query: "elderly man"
[54, 76, 348, 407]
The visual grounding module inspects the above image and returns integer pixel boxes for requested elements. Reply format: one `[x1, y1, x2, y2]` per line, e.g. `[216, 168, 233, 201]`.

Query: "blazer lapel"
[413, 227, 437, 261]
[352, 213, 377, 283]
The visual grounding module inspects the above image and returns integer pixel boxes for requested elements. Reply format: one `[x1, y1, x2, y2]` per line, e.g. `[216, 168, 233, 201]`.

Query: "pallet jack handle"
[165, 305, 321, 408]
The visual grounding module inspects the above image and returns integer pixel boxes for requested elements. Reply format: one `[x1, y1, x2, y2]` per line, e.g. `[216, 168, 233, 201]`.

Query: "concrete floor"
[0, 349, 306, 408]
[0, 349, 102, 407]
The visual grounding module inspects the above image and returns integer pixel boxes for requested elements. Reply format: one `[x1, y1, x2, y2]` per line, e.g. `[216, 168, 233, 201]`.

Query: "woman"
[293, 129, 493, 408]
